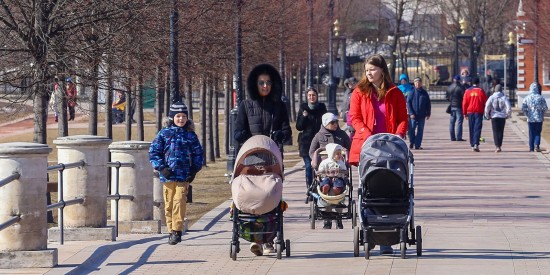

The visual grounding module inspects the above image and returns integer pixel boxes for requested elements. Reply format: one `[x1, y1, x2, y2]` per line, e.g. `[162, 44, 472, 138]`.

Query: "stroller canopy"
[358, 133, 412, 187]
[232, 135, 284, 180]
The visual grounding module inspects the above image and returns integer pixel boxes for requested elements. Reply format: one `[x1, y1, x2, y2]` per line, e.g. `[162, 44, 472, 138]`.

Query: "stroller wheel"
[309, 201, 316, 229]
[230, 243, 237, 261]
[351, 200, 357, 228]
[285, 239, 291, 257]
[400, 242, 406, 259]
[416, 225, 422, 256]
[353, 226, 360, 257]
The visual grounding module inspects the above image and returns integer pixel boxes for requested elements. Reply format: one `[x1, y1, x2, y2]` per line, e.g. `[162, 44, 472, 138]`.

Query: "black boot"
[168, 232, 177, 245]
[174, 231, 182, 243]
[323, 220, 332, 229]
[336, 218, 343, 229]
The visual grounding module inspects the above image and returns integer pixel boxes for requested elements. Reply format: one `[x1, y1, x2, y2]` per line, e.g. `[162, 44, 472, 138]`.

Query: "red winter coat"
[348, 84, 408, 165]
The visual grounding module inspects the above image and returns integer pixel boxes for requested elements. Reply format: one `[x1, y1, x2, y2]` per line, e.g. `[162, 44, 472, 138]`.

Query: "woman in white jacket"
[484, 79, 511, 152]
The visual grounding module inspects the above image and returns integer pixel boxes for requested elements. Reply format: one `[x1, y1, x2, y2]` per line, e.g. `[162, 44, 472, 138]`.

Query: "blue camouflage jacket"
[522, 84, 548, 123]
[149, 123, 204, 182]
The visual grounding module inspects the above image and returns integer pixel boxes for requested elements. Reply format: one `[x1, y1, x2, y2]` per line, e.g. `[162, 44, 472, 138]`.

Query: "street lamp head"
[508, 31, 515, 45]
[459, 18, 467, 34]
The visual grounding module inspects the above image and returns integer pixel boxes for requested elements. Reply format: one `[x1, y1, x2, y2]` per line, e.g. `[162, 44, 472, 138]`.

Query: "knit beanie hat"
[169, 101, 188, 119]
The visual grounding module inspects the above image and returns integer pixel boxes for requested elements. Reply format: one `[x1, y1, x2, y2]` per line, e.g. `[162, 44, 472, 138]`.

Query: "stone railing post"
[108, 141, 160, 233]
[153, 171, 166, 225]
[0, 142, 57, 268]
[49, 135, 114, 242]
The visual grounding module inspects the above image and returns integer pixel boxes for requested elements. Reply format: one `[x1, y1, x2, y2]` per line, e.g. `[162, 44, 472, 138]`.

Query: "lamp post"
[533, 0, 540, 84]
[454, 18, 476, 77]
[508, 31, 517, 105]
[326, 0, 338, 115]
[227, 0, 243, 175]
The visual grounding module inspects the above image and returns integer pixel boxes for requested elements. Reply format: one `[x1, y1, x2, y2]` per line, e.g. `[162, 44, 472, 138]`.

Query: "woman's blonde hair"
[357, 54, 393, 100]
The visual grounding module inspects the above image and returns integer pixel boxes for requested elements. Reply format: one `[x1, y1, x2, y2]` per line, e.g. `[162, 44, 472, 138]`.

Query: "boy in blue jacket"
[407, 77, 431, 149]
[149, 101, 204, 245]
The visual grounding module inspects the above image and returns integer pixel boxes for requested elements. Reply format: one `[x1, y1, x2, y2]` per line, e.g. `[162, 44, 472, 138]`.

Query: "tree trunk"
[125, 74, 132, 140]
[224, 74, 231, 155]
[214, 77, 220, 158]
[33, 85, 48, 144]
[88, 63, 99, 135]
[164, 71, 171, 121]
[185, 74, 193, 121]
[207, 76, 215, 162]
[200, 76, 207, 166]
[105, 58, 113, 139]
[155, 66, 163, 133]
[58, 79, 69, 137]
[136, 75, 144, 141]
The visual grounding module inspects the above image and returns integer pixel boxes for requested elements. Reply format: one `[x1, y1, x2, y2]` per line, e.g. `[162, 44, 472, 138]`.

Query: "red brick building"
[515, 0, 550, 106]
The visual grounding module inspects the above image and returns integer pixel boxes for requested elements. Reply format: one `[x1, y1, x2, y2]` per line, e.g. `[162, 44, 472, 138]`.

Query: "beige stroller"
[229, 135, 290, 260]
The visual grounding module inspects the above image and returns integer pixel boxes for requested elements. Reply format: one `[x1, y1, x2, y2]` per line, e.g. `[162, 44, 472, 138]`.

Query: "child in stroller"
[309, 144, 356, 230]
[317, 143, 346, 196]
[229, 135, 290, 260]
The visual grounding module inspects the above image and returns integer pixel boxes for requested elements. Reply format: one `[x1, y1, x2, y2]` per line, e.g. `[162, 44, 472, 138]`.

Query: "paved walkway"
[2, 105, 550, 274]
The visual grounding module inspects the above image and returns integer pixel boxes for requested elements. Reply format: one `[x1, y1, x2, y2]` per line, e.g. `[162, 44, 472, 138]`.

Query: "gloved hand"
[185, 172, 196, 183]
[160, 167, 173, 179]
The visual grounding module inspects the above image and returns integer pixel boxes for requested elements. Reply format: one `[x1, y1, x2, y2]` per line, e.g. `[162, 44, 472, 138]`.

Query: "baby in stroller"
[318, 143, 347, 196]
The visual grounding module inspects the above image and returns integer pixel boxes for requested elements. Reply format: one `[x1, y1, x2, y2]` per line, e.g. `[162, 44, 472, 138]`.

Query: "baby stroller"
[229, 135, 290, 260]
[353, 133, 422, 259]
[308, 145, 357, 229]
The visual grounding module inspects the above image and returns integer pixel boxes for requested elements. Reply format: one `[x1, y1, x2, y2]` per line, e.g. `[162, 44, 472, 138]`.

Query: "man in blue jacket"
[407, 77, 431, 149]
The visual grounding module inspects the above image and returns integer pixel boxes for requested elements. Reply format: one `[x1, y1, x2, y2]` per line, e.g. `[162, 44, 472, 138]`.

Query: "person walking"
[296, 87, 326, 191]
[309, 112, 351, 230]
[484, 80, 511, 152]
[347, 54, 408, 255]
[348, 54, 408, 166]
[462, 77, 488, 152]
[340, 77, 358, 137]
[234, 63, 291, 255]
[50, 78, 61, 122]
[397, 73, 414, 98]
[66, 77, 77, 121]
[447, 75, 466, 141]
[522, 82, 548, 152]
[406, 77, 431, 150]
[149, 101, 204, 245]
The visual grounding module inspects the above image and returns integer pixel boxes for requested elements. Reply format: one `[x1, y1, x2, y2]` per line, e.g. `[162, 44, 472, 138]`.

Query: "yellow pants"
[163, 181, 189, 232]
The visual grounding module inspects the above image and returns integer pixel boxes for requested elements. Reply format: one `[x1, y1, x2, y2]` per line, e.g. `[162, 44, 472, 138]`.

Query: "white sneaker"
[263, 242, 275, 253]
[250, 243, 263, 256]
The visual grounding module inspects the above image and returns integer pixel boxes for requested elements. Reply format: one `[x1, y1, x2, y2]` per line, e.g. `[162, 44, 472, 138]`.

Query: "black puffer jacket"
[296, 102, 327, 157]
[308, 126, 351, 158]
[234, 64, 291, 146]
[446, 82, 465, 108]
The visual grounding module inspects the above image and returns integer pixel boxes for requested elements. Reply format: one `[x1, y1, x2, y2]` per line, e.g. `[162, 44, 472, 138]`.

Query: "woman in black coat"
[296, 87, 326, 189]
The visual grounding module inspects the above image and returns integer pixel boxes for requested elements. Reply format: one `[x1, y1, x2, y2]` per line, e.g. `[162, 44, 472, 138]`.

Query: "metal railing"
[0, 172, 21, 231]
[106, 161, 135, 237]
[47, 160, 86, 245]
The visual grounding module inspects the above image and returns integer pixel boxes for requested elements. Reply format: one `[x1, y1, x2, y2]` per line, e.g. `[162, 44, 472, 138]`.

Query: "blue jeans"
[528, 122, 543, 151]
[408, 118, 426, 148]
[467, 113, 483, 147]
[303, 156, 313, 187]
[449, 108, 463, 140]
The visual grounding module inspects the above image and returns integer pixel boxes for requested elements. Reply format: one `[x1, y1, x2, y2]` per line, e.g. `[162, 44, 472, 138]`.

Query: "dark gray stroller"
[353, 133, 422, 259]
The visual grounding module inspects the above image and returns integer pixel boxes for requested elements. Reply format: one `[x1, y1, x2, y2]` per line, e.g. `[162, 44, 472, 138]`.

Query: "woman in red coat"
[348, 54, 408, 166]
